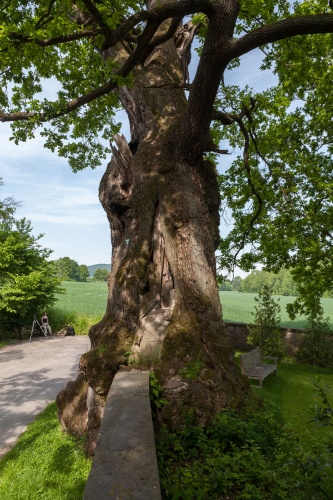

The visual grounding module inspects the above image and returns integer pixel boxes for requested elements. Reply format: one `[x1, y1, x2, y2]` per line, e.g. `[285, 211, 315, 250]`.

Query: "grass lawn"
[48, 281, 108, 333]
[1, 361, 332, 498]
[54, 281, 108, 317]
[0, 403, 91, 499]
[247, 360, 333, 447]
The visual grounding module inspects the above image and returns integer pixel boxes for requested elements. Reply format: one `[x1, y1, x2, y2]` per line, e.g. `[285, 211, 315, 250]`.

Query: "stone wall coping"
[83, 368, 161, 500]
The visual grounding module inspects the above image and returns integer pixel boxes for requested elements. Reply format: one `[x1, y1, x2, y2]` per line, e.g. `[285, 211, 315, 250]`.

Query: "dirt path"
[0, 335, 90, 457]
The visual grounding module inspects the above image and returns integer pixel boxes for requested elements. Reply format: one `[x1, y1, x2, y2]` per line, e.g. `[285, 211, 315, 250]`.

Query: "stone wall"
[224, 321, 303, 357]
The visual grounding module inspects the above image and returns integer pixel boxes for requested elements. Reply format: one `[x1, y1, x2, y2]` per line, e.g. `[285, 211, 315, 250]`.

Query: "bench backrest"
[240, 347, 261, 369]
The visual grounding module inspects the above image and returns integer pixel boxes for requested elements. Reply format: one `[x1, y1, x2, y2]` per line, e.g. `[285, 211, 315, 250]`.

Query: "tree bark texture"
[57, 2, 249, 455]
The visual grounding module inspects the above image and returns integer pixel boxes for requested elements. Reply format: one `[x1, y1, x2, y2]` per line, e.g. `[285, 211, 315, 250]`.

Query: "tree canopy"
[93, 268, 109, 281]
[1, 1, 333, 321]
[0, 179, 63, 332]
[52, 257, 89, 282]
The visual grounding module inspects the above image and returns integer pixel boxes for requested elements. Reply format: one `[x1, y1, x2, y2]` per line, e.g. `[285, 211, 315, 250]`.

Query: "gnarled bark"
[57, 5, 249, 455]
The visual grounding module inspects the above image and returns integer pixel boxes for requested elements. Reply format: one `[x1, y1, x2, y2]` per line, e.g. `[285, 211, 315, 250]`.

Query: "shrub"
[310, 377, 333, 428]
[156, 402, 333, 499]
[297, 315, 333, 368]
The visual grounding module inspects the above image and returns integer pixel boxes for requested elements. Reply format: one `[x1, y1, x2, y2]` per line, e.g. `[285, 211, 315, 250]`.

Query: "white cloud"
[1, 122, 112, 264]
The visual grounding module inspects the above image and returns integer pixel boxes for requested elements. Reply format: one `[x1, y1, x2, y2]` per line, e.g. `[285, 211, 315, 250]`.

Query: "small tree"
[247, 285, 285, 359]
[93, 268, 109, 282]
[78, 264, 89, 282]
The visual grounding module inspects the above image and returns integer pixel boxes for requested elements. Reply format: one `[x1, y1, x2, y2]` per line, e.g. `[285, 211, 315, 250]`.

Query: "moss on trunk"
[56, 12, 250, 455]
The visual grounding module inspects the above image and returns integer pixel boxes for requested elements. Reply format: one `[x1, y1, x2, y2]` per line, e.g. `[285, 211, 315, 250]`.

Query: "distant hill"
[87, 263, 111, 277]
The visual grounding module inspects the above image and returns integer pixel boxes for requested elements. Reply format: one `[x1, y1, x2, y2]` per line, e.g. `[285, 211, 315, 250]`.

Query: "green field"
[55, 281, 108, 316]
[220, 291, 333, 329]
[49, 283, 333, 332]
[48, 281, 108, 334]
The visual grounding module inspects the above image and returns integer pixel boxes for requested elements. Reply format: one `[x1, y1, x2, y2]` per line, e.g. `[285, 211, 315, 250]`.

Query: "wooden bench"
[240, 347, 277, 388]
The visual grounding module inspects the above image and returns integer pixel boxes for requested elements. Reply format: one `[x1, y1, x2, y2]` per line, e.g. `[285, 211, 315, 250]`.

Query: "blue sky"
[1, 49, 276, 271]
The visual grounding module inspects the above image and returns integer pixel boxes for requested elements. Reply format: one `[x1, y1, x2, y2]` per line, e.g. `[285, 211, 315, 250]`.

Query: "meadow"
[47, 281, 108, 334]
[48, 282, 333, 333]
[220, 291, 333, 329]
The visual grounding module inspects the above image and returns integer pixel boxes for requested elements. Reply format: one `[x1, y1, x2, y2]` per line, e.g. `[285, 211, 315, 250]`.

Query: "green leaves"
[216, 3, 333, 316]
[0, 183, 63, 330]
[0, 0, 130, 169]
[52, 257, 89, 282]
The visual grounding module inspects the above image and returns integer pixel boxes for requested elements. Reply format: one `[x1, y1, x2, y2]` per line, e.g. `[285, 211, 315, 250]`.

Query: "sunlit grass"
[54, 281, 108, 317]
[250, 361, 333, 447]
[45, 284, 333, 334]
[0, 403, 91, 499]
[220, 291, 333, 329]
[47, 281, 107, 334]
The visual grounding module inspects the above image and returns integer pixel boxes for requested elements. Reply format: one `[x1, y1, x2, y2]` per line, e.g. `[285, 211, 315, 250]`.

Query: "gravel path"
[0, 335, 90, 457]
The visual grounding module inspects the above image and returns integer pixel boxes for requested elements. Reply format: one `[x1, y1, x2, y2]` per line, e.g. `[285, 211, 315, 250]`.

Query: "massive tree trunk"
[57, 2, 249, 455]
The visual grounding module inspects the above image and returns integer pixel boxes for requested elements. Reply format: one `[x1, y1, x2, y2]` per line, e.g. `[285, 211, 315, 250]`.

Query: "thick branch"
[228, 14, 333, 61]
[6, 0, 208, 54]
[180, 11, 333, 157]
[211, 109, 236, 126]
[93, 0, 212, 51]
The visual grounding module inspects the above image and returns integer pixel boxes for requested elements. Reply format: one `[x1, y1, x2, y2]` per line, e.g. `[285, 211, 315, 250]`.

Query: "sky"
[1, 48, 276, 271]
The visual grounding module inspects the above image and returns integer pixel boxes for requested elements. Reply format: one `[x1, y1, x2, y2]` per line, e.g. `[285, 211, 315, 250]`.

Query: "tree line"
[51, 257, 109, 282]
[220, 269, 298, 296]
[221, 269, 333, 298]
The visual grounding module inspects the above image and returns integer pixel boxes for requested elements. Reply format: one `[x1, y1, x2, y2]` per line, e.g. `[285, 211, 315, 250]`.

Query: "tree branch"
[80, 0, 115, 46]
[228, 14, 333, 62]
[35, 0, 56, 29]
[211, 109, 235, 126]
[7, 29, 103, 48]
[0, 69, 127, 124]
[229, 103, 264, 260]
[4, 0, 202, 53]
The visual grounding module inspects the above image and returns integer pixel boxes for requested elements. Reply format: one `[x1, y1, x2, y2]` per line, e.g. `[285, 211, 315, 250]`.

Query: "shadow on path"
[0, 336, 90, 457]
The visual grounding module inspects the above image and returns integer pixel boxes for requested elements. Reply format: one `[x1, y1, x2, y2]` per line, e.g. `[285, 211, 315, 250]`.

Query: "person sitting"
[41, 311, 52, 336]
[65, 324, 75, 336]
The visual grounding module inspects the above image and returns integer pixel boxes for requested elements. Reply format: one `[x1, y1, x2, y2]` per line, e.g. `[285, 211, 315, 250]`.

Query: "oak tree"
[1, 1, 333, 453]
